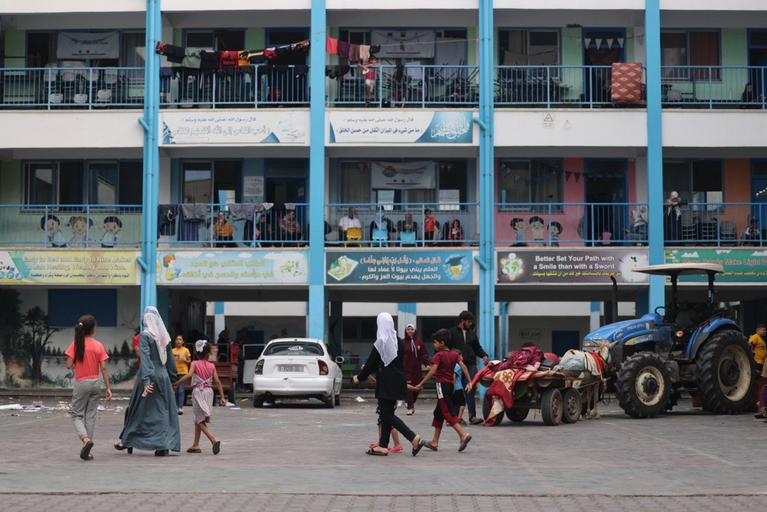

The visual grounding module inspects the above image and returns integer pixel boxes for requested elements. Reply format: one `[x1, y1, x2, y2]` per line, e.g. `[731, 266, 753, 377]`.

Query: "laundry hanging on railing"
[155, 40, 310, 68]
[324, 37, 378, 62]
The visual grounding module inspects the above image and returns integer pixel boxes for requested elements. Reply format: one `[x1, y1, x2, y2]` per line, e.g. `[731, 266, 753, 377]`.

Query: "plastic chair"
[681, 209, 696, 243]
[399, 231, 417, 247]
[371, 228, 388, 247]
[343, 227, 362, 247]
[719, 221, 737, 246]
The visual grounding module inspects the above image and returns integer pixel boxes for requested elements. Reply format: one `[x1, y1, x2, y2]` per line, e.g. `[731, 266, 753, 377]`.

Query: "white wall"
[664, 112, 767, 148]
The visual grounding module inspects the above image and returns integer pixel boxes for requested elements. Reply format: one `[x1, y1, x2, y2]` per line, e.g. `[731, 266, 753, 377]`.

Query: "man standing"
[749, 324, 766, 374]
[449, 311, 488, 424]
[338, 206, 362, 241]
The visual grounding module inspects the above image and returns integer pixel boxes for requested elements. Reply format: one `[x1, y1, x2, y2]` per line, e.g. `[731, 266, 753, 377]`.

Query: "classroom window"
[499, 30, 560, 67]
[182, 160, 242, 204]
[661, 31, 720, 80]
[663, 160, 723, 205]
[498, 159, 563, 207]
[23, 161, 141, 206]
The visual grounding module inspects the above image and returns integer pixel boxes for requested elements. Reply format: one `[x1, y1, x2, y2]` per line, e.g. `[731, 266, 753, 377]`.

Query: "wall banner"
[57, 32, 120, 59]
[157, 251, 308, 285]
[496, 249, 649, 284]
[370, 161, 437, 190]
[161, 111, 307, 145]
[326, 250, 474, 285]
[0, 251, 139, 285]
[328, 111, 474, 144]
[370, 30, 436, 58]
[665, 248, 767, 282]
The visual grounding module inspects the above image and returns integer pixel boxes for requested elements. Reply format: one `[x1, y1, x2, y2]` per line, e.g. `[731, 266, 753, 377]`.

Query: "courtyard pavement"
[1, 391, 765, 511]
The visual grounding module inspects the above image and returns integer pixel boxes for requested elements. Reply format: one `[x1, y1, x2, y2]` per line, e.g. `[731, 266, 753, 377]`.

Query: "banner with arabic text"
[328, 111, 474, 144]
[666, 248, 767, 282]
[161, 111, 307, 145]
[0, 251, 138, 285]
[157, 250, 308, 285]
[326, 250, 474, 285]
[57, 32, 120, 59]
[496, 249, 649, 284]
[370, 161, 436, 190]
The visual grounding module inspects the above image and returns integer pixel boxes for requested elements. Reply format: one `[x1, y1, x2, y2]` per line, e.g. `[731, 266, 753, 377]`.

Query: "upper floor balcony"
[4, 201, 765, 250]
[4, 64, 765, 111]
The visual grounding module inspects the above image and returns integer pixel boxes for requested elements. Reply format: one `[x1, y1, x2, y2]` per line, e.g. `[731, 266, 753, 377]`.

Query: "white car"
[253, 338, 344, 408]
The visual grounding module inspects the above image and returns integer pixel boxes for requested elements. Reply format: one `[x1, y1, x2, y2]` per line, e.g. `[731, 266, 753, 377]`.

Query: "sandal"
[388, 445, 403, 453]
[458, 435, 472, 452]
[212, 440, 221, 455]
[186, 447, 202, 453]
[80, 440, 94, 461]
[114, 442, 133, 454]
[423, 441, 438, 451]
[366, 448, 388, 456]
[411, 437, 425, 457]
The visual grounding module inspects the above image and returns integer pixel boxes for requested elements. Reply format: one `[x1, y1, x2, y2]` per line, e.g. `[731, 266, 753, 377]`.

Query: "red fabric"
[230, 342, 240, 362]
[587, 351, 606, 375]
[326, 37, 339, 55]
[402, 332, 428, 382]
[432, 350, 461, 383]
[65, 338, 108, 381]
[263, 48, 277, 60]
[544, 352, 560, 365]
[132, 334, 141, 366]
[219, 50, 241, 71]
[611, 63, 642, 104]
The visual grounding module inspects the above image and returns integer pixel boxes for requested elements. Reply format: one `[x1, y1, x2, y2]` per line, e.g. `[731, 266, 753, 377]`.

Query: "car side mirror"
[335, 356, 345, 365]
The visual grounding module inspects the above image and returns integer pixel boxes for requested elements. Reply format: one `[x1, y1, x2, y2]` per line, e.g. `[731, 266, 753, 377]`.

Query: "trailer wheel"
[616, 352, 671, 418]
[561, 388, 582, 424]
[505, 406, 530, 423]
[540, 388, 563, 426]
[482, 396, 503, 426]
[697, 330, 755, 414]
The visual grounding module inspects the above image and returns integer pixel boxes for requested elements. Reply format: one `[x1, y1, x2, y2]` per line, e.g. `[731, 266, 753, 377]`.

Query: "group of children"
[65, 314, 226, 460]
[42, 214, 123, 248]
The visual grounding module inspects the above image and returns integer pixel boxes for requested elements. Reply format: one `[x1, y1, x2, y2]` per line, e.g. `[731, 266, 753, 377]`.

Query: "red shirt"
[65, 338, 108, 381]
[133, 334, 141, 366]
[432, 350, 462, 383]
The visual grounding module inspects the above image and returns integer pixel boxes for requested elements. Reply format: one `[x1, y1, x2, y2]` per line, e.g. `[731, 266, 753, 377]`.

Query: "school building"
[1, 0, 767, 387]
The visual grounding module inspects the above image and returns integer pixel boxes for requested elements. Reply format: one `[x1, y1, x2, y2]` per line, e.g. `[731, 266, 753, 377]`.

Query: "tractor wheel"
[616, 352, 671, 418]
[561, 388, 582, 424]
[696, 330, 756, 414]
[505, 406, 530, 423]
[540, 388, 563, 426]
[482, 396, 503, 426]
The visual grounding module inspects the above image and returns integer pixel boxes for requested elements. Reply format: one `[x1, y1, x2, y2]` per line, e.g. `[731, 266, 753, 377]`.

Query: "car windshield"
[263, 342, 324, 356]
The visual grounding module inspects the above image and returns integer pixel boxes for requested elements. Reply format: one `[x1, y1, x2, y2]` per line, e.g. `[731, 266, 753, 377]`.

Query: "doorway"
[585, 159, 627, 245]
[748, 30, 767, 103]
[551, 330, 580, 357]
[583, 29, 625, 104]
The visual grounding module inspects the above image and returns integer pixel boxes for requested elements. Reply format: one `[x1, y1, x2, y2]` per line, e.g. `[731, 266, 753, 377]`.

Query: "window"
[263, 342, 324, 356]
[498, 159, 563, 207]
[182, 160, 242, 204]
[499, 30, 559, 67]
[339, 160, 467, 209]
[661, 31, 720, 80]
[663, 160, 723, 206]
[342, 317, 385, 343]
[24, 161, 141, 206]
[121, 32, 145, 76]
[185, 30, 245, 51]
[48, 289, 117, 327]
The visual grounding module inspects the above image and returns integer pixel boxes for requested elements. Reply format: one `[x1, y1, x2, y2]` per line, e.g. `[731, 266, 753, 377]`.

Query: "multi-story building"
[1, 1, 766, 387]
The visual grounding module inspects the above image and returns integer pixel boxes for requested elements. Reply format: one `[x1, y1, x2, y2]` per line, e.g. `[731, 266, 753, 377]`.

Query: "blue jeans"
[464, 363, 479, 419]
[175, 380, 186, 410]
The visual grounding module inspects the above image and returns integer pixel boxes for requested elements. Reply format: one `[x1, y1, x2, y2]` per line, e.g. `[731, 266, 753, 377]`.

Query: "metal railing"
[663, 202, 766, 247]
[495, 65, 619, 108]
[327, 65, 479, 108]
[0, 204, 142, 248]
[661, 66, 767, 109]
[325, 203, 479, 247]
[495, 203, 647, 247]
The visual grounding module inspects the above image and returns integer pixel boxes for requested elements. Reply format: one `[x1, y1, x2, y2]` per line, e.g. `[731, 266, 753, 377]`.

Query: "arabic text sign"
[326, 251, 474, 285]
[370, 161, 436, 189]
[157, 251, 309, 285]
[328, 111, 474, 144]
[496, 249, 649, 284]
[161, 111, 307, 145]
[665, 249, 767, 282]
[0, 251, 138, 285]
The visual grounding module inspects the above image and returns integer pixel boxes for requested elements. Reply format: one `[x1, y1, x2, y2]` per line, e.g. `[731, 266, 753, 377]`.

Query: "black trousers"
[377, 398, 416, 448]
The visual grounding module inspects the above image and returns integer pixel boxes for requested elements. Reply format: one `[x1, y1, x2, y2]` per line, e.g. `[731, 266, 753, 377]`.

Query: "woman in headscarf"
[369, 208, 394, 241]
[663, 191, 687, 244]
[402, 324, 429, 416]
[354, 313, 425, 456]
[115, 306, 181, 456]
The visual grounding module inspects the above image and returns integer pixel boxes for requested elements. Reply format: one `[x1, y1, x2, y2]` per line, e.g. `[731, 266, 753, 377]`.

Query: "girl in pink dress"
[173, 341, 226, 454]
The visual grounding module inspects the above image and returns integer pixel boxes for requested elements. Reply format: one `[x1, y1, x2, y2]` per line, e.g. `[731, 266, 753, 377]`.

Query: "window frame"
[498, 28, 561, 69]
[663, 159, 724, 211]
[660, 29, 721, 81]
[498, 158, 564, 212]
[181, 159, 243, 205]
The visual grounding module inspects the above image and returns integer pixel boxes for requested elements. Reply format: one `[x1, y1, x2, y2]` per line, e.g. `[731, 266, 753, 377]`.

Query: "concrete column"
[398, 302, 417, 338]
[214, 302, 225, 343]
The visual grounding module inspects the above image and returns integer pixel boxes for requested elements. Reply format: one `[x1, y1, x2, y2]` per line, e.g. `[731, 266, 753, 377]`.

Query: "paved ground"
[1, 391, 766, 511]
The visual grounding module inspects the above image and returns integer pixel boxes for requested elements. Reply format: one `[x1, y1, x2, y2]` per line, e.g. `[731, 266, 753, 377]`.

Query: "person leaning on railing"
[212, 212, 236, 248]
[624, 205, 648, 246]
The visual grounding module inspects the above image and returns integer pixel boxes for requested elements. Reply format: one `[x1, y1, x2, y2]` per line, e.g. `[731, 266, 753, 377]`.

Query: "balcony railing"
[325, 203, 479, 247]
[495, 65, 619, 108]
[0, 205, 142, 248]
[661, 66, 767, 109]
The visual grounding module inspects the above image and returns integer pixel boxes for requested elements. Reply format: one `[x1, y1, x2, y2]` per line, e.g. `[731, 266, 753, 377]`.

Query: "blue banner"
[326, 250, 474, 284]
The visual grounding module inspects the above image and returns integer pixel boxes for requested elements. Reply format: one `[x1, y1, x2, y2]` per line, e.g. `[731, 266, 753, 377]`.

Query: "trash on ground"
[355, 396, 366, 402]
[97, 405, 106, 411]
[0, 404, 22, 410]
[225, 401, 235, 407]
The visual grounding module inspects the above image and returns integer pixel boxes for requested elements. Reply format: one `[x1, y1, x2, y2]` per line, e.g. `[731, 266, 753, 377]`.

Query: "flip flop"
[366, 448, 388, 456]
[212, 440, 221, 455]
[80, 440, 94, 461]
[186, 447, 202, 453]
[412, 439, 425, 456]
[388, 446, 403, 453]
[458, 435, 472, 452]
[369, 443, 379, 449]
[423, 441, 438, 452]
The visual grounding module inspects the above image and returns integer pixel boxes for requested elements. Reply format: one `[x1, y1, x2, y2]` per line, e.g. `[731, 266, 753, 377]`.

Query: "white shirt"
[339, 216, 362, 231]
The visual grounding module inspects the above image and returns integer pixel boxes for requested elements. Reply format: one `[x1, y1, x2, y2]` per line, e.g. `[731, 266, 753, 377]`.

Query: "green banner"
[665, 248, 767, 282]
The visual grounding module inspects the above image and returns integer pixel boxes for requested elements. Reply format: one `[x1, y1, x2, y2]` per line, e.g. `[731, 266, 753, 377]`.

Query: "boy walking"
[416, 329, 472, 452]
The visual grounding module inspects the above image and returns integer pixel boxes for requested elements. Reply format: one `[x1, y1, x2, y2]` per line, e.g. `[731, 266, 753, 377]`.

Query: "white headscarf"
[142, 306, 171, 365]
[405, 323, 417, 355]
[374, 312, 399, 367]
[374, 211, 387, 230]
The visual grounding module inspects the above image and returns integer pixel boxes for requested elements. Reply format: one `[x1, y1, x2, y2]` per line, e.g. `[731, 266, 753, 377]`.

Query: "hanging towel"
[338, 41, 350, 60]
[348, 44, 361, 63]
[181, 48, 201, 69]
[158, 205, 178, 237]
[199, 51, 219, 70]
[180, 203, 208, 221]
[228, 203, 258, 221]
[237, 51, 251, 67]
[326, 37, 339, 55]
[359, 45, 371, 62]
[219, 50, 241, 71]
[263, 48, 277, 60]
